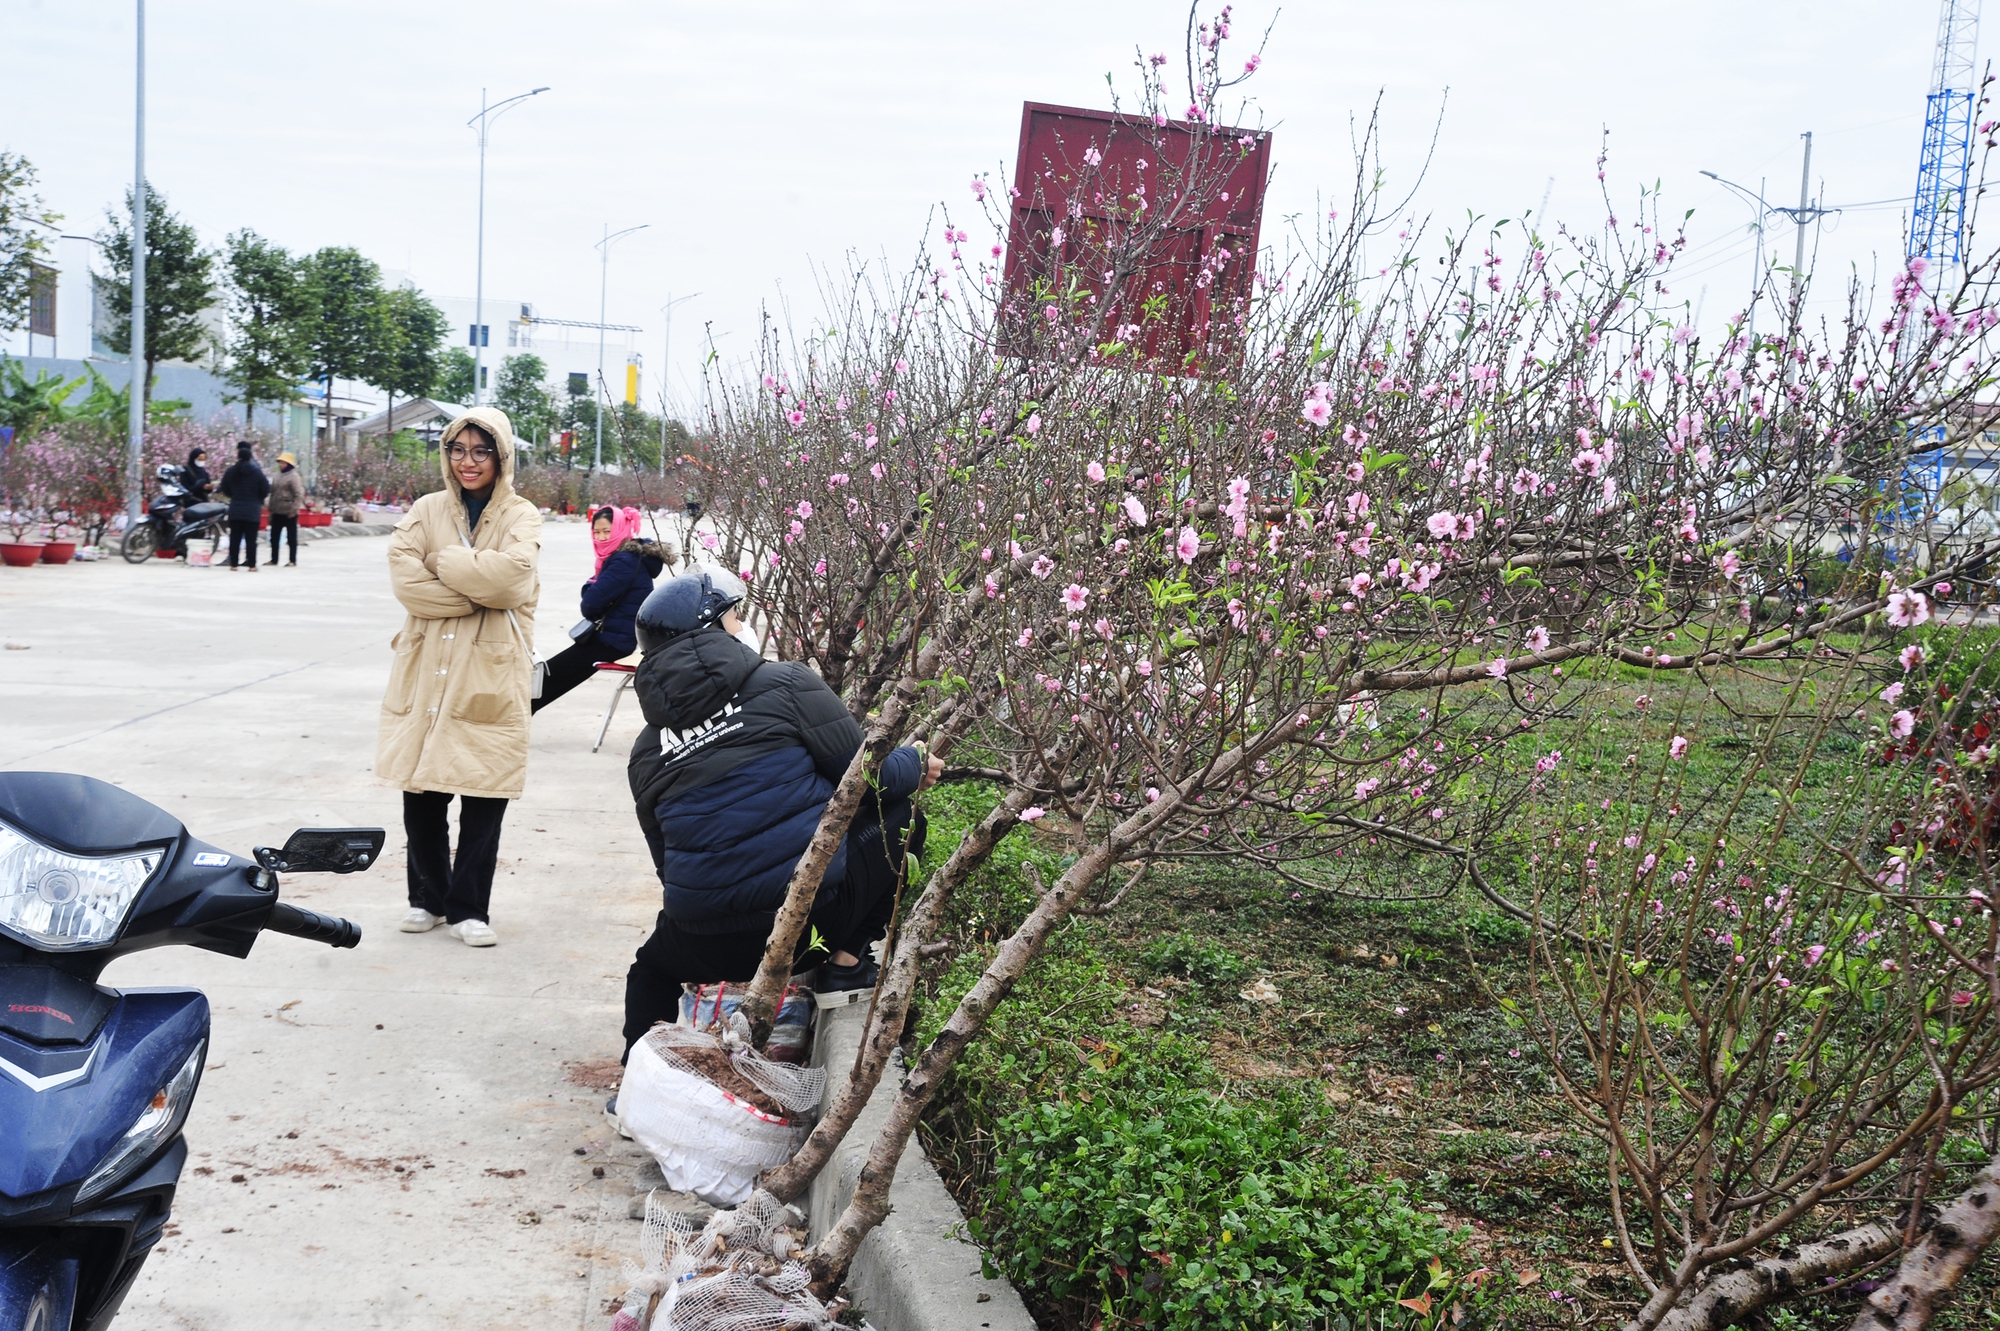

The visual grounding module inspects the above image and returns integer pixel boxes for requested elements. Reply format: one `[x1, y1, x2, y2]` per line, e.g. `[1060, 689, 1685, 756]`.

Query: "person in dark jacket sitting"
[531, 506, 673, 713]
[180, 447, 213, 503]
[617, 569, 941, 1057]
[216, 441, 270, 571]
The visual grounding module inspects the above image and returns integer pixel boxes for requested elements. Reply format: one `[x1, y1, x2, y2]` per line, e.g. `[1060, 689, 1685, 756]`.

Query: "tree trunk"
[736, 739, 880, 1047]
[1851, 1150, 2000, 1330]
[804, 788, 1185, 1293]
[1631, 1223, 1903, 1331]
[759, 784, 1034, 1204]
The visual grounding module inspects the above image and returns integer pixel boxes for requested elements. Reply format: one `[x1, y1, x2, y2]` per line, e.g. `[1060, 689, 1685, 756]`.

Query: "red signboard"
[1002, 101, 1271, 370]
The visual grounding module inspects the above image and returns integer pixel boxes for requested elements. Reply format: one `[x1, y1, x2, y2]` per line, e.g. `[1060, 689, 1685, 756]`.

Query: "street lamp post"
[1699, 169, 1771, 349]
[658, 292, 699, 475]
[126, 0, 146, 526]
[467, 85, 548, 408]
[592, 223, 648, 471]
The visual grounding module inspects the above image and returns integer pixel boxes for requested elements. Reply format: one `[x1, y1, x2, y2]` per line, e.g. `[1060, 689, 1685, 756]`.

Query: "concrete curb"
[808, 1004, 1036, 1331]
[298, 521, 399, 541]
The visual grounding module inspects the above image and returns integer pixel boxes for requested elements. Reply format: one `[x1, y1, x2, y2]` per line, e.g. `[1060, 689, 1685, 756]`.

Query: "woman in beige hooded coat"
[375, 407, 542, 946]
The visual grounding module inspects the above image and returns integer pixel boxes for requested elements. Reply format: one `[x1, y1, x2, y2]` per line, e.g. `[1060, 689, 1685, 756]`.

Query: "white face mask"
[733, 623, 762, 652]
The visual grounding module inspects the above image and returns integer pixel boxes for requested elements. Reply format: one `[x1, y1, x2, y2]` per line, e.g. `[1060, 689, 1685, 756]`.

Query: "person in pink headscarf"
[531, 505, 676, 714]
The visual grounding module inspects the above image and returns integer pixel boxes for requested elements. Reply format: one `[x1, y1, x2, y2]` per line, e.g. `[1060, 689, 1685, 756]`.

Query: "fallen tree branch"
[1850, 1149, 2000, 1330]
[1634, 1222, 1903, 1331]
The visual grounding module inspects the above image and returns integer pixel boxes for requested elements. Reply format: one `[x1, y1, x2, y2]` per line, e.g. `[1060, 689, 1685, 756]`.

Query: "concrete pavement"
[0, 520, 665, 1330]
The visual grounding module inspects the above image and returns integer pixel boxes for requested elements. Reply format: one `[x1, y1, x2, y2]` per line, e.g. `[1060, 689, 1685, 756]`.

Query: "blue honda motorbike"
[0, 771, 378, 1330]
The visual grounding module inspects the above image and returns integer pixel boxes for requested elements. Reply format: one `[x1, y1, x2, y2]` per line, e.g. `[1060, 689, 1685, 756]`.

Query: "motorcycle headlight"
[76, 1040, 205, 1205]
[0, 819, 162, 951]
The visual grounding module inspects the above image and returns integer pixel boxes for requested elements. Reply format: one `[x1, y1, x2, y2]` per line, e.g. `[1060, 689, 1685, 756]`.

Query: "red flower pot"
[39, 542, 77, 565]
[0, 543, 47, 568]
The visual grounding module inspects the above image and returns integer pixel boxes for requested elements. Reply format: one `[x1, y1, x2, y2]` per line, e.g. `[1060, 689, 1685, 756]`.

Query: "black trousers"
[403, 790, 509, 924]
[530, 632, 612, 714]
[227, 520, 260, 567]
[268, 514, 298, 563]
[621, 802, 924, 1054]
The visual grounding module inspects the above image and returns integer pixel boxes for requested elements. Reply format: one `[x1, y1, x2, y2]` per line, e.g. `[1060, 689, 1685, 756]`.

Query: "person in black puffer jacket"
[181, 447, 213, 503]
[617, 569, 940, 1057]
[531, 507, 674, 713]
[215, 441, 269, 571]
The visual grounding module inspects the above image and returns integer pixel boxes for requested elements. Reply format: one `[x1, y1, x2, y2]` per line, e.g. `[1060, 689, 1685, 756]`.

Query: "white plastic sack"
[619, 1028, 821, 1208]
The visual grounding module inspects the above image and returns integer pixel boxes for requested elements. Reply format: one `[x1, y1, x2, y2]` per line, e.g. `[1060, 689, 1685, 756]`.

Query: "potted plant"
[38, 508, 77, 565]
[0, 446, 46, 566]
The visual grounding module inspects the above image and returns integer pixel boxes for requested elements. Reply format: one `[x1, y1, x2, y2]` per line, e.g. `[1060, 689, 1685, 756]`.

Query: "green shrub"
[1142, 932, 1251, 986]
[975, 1079, 1459, 1329]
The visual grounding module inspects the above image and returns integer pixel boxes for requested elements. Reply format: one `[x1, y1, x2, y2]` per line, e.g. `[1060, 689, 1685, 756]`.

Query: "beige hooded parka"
[374, 407, 543, 799]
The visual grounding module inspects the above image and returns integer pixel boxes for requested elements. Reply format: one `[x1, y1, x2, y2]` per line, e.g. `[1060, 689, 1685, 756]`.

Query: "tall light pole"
[593, 223, 647, 471]
[658, 292, 699, 475]
[126, 0, 146, 524]
[466, 85, 548, 407]
[1699, 169, 1771, 349]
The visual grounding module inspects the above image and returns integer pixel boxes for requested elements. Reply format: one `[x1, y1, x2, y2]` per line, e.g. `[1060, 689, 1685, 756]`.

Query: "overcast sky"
[7, 1, 1943, 411]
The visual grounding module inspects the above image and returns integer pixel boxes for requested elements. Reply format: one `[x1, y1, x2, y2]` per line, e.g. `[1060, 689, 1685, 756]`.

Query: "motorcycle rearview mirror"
[253, 828, 386, 874]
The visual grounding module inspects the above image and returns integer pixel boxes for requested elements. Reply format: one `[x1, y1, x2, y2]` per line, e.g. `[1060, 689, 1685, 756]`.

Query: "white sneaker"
[398, 908, 444, 933]
[449, 919, 498, 947]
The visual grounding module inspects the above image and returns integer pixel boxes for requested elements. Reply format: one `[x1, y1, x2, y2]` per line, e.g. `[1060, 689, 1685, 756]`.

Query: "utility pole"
[1790, 132, 1813, 319]
[126, 0, 146, 525]
[592, 223, 647, 472]
[1715, 137, 1835, 344]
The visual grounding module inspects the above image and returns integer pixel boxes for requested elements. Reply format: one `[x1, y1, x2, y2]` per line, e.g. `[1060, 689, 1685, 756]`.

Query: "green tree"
[438, 347, 476, 404]
[94, 183, 217, 408]
[493, 353, 555, 453]
[0, 152, 60, 334]
[220, 229, 308, 430]
[298, 247, 383, 446]
[369, 284, 449, 434]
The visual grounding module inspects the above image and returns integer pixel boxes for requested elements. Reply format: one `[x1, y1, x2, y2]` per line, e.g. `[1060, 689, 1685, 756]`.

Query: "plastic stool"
[592, 661, 639, 753]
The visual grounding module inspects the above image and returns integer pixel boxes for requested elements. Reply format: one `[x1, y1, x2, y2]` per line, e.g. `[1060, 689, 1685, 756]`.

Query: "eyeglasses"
[445, 444, 497, 462]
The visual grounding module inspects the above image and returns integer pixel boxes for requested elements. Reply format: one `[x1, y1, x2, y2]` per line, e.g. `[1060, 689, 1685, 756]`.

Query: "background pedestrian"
[216, 440, 269, 571]
[266, 451, 304, 566]
[530, 504, 674, 713]
[375, 407, 542, 947]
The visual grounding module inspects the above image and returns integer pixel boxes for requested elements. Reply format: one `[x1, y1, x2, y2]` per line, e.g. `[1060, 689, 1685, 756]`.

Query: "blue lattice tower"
[1912, 0, 1982, 263]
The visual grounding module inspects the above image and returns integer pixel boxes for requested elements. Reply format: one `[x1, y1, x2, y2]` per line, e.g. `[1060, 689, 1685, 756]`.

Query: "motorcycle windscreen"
[0, 989, 207, 1199]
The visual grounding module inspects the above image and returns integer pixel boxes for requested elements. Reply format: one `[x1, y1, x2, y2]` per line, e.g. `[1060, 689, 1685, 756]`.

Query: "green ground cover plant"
[909, 639, 2000, 1330]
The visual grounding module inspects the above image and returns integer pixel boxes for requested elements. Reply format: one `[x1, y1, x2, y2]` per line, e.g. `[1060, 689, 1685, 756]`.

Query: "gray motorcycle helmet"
[635, 567, 748, 655]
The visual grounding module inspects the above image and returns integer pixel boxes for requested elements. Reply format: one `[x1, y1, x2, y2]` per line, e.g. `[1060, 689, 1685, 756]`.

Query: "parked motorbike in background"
[0, 771, 377, 1330]
[118, 466, 225, 565]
